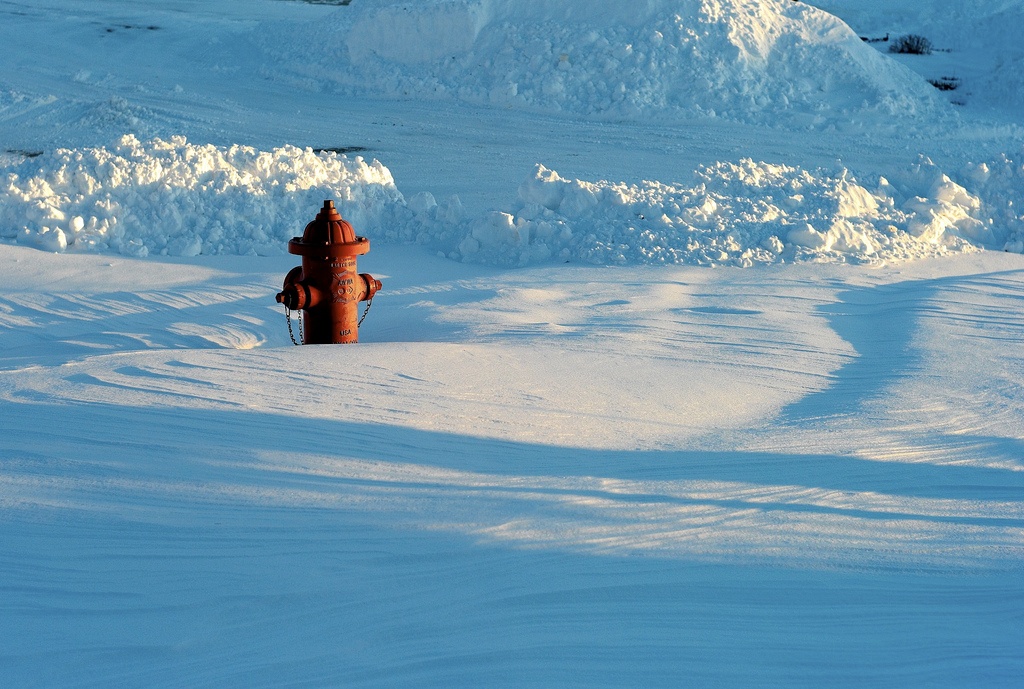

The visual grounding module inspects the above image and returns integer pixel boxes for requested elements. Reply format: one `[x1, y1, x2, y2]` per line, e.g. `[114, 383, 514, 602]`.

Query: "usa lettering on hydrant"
[276, 200, 382, 344]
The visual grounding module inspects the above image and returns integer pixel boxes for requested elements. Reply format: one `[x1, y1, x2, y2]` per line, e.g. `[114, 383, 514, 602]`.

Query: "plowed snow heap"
[279, 0, 951, 129]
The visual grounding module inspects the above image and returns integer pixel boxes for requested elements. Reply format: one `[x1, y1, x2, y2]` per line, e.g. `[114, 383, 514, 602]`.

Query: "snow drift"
[266, 0, 953, 129]
[3, 136, 1022, 266]
[0, 135, 403, 257]
[440, 161, 962, 266]
[434, 157, 1014, 267]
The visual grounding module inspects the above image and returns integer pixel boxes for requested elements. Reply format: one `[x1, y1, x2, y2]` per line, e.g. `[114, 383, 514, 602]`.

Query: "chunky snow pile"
[432, 159, 1001, 267]
[4, 137, 1020, 267]
[0, 135, 403, 256]
[269, 0, 951, 129]
[955, 154, 1024, 253]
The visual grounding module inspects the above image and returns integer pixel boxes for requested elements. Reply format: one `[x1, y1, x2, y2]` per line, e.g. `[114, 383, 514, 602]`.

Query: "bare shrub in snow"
[890, 34, 933, 55]
[928, 76, 960, 91]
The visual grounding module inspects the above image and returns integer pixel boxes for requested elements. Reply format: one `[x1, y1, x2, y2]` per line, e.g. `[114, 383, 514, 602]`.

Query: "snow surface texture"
[807, 0, 1024, 119]
[268, 0, 953, 130]
[5, 137, 1023, 266]
[3, 244, 1024, 688]
[2, 1, 1024, 686]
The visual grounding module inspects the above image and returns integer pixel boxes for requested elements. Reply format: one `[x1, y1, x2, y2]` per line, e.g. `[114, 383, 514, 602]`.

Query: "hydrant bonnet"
[288, 200, 370, 258]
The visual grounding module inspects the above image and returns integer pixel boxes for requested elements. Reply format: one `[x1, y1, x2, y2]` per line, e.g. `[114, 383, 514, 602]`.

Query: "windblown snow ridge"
[2, 136, 1022, 266]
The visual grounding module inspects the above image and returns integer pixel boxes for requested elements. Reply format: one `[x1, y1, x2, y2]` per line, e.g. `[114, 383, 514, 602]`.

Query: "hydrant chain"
[284, 305, 303, 346]
[357, 296, 373, 327]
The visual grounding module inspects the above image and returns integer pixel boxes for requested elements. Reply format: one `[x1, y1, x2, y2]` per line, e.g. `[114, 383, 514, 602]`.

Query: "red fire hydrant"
[276, 200, 382, 344]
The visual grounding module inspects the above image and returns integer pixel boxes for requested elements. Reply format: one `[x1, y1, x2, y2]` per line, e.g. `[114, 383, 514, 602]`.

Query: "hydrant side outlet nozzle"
[277, 199, 382, 344]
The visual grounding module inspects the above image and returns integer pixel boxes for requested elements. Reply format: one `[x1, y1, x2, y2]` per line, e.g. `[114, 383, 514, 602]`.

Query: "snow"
[1, 135, 403, 257]
[274, 0, 953, 130]
[453, 158, 992, 266]
[2, 0, 1024, 687]
[806, 0, 1024, 119]
[6, 137, 1022, 266]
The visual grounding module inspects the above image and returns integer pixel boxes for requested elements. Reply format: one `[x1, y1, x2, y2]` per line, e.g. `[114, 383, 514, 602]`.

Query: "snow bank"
[4, 137, 1020, 267]
[0, 135, 403, 257]
[432, 159, 999, 267]
[267, 0, 951, 129]
[954, 154, 1024, 253]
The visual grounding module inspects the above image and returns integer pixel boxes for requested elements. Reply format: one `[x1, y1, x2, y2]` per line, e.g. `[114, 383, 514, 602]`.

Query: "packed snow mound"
[0, 135, 403, 257]
[269, 0, 952, 129]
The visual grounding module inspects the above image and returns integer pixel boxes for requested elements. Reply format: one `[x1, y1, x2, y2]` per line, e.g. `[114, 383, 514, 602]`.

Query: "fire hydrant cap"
[288, 200, 370, 257]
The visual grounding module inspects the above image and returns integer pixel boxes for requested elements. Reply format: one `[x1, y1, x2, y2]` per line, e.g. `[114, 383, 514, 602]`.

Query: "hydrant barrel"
[276, 200, 381, 344]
